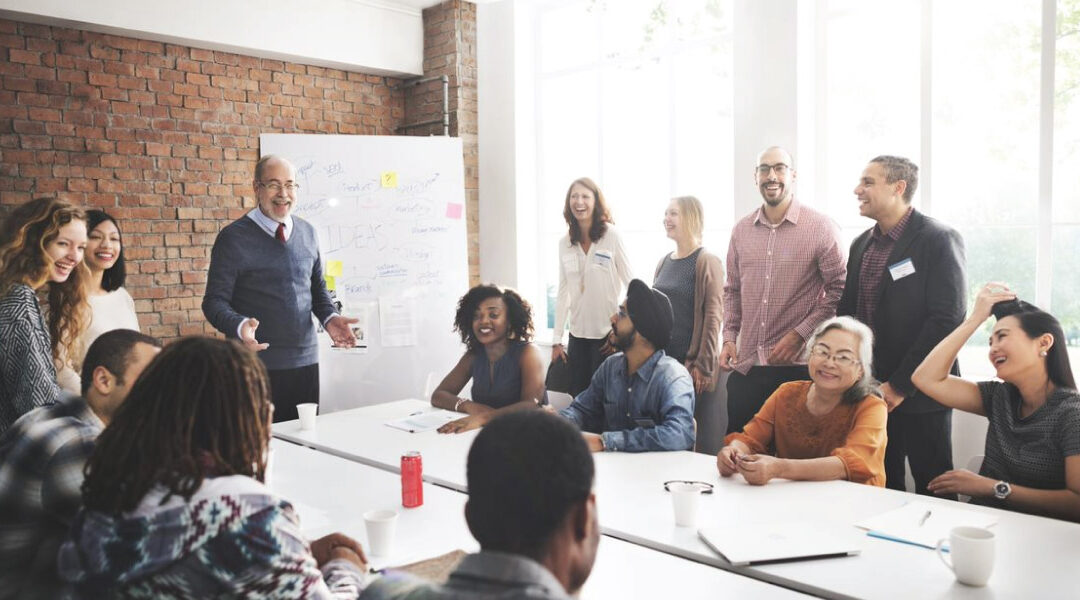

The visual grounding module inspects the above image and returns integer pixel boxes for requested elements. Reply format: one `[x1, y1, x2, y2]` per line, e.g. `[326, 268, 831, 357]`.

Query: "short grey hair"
[869, 155, 918, 203]
[805, 316, 882, 404]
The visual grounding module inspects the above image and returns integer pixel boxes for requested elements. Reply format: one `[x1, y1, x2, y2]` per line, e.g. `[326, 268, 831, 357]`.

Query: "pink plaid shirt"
[722, 199, 846, 374]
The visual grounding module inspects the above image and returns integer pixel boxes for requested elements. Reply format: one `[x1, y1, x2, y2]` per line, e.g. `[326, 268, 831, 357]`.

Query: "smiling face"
[663, 199, 683, 241]
[85, 219, 121, 274]
[472, 296, 510, 347]
[988, 315, 1051, 384]
[254, 158, 298, 223]
[755, 147, 795, 207]
[44, 220, 88, 283]
[853, 162, 904, 221]
[808, 328, 864, 394]
[567, 183, 596, 227]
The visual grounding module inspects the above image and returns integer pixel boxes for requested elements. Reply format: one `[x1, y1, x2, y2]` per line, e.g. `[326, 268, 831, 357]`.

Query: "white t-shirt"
[57, 287, 140, 394]
[553, 224, 633, 342]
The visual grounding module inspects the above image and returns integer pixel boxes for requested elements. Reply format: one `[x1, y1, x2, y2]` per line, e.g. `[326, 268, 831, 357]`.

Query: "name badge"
[888, 258, 916, 281]
[592, 251, 613, 269]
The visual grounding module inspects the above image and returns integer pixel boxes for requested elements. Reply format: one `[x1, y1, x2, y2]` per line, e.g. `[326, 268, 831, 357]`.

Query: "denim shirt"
[560, 350, 695, 452]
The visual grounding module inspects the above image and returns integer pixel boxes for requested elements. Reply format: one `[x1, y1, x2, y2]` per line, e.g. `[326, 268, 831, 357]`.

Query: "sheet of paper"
[855, 500, 998, 549]
[445, 202, 463, 219]
[385, 410, 459, 433]
[326, 259, 344, 277]
[380, 297, 417, 347]
[381, 171, 398, 188]
[324, 275, 336, 291]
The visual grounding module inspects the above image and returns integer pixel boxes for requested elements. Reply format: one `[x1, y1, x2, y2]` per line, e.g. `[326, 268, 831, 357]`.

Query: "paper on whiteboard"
[380, 297, 417, 347]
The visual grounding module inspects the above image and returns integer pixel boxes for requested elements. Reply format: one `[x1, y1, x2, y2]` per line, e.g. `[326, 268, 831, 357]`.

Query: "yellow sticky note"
[326, 260, 343, 277]
[324, 275, 336, 291]
[381, 171, 398, 188]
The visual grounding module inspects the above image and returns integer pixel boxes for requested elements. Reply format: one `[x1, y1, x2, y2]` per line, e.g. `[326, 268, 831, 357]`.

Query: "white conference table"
[276, 399, 1080, 599]
[269, 438, 804, 599]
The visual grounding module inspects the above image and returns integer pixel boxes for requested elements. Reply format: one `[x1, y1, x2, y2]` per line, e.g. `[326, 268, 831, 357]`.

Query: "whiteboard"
[260, 134, 468, 413]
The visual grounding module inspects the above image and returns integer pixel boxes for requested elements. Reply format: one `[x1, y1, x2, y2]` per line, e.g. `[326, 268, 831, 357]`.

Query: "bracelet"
[454, 398, 467, 412]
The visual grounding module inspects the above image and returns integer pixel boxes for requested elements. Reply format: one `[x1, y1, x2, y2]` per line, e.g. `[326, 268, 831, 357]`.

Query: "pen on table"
[918, 510, 931, 526]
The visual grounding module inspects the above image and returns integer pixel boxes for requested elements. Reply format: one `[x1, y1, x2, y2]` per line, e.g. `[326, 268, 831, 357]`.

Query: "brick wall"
[0, 18, 406, 341]
[407, 0, 479, 285]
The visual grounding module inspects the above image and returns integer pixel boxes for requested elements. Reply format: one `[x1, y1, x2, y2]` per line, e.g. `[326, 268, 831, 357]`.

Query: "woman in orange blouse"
[717, 316, 888, 486]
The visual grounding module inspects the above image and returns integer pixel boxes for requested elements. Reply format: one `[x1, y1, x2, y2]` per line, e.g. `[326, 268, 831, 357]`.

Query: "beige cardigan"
[654, 248, 725, 392]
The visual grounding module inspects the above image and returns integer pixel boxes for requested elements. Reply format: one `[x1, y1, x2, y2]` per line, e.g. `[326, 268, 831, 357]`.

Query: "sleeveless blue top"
[470, 340, 529, 409]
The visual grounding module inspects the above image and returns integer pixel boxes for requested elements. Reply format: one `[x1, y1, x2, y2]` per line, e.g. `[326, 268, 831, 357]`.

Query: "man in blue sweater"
[203, 155, 358, 421]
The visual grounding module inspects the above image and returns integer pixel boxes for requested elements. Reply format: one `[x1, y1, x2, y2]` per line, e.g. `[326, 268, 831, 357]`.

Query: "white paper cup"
[669, 482, 702, 527]
[363, 509, 399, 556]
[936, 526, 995, 587]
[297, 403, 318, 430]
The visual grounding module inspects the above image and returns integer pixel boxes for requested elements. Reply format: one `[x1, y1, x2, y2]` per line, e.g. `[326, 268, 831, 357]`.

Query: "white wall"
[0, 0, 424, 76]
[476, 0, 539, 302]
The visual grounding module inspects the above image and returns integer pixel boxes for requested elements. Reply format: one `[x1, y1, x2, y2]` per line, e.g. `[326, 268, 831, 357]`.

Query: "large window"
[803, 0, 1077, 377]
[534, 0, 734, 331]
[526, 0, 1079, 371]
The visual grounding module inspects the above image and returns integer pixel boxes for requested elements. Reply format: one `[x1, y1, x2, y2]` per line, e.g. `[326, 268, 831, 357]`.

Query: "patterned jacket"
[0, 283, 60, 434]
[59, 474, 365, 599]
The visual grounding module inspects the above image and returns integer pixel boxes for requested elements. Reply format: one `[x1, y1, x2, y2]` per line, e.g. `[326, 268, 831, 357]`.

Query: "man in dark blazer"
[838, 155, 966, 495]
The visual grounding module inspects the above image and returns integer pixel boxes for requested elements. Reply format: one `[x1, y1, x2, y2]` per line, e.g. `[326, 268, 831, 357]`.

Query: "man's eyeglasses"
[259, 181, 300, 193]
[808, 344, 859, 368]
[756, 163, 790, 177]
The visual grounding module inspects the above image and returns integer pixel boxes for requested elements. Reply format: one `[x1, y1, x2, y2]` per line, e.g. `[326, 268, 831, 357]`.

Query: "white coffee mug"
[669, 482, 702, 527]
[363, 509, 399, 556]
[297, 403, 318, 430]
[936, 526, 995, 587]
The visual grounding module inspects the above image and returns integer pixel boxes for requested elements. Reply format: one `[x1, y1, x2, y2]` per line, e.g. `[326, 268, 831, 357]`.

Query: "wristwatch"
[993, 480, 1012, 500]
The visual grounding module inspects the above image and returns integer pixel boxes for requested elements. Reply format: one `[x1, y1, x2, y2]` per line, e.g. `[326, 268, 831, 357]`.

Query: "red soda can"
[401, 451, 423, 508]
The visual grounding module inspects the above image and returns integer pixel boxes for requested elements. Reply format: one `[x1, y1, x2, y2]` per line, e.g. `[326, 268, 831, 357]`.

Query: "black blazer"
[837, 209, 966, 413]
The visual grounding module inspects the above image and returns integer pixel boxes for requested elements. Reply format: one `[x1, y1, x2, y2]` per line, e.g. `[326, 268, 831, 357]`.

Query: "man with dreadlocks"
[0, 329, 160, 599]
[58, 337, 367, 598]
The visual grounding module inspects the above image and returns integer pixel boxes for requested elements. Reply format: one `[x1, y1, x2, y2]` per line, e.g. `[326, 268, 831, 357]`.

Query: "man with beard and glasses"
[559, 279, 695, 452]
[720, 146, 847, 435]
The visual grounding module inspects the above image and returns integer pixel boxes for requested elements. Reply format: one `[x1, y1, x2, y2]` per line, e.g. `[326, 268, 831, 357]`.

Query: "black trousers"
[567, 334, 607, 398]
[885, 409, 955, 497]
[269, 363, 320, 423]
[725, 365, 809, 434]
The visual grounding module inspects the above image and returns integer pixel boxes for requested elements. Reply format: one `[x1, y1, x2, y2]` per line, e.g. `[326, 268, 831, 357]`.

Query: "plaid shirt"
[360, 551, 573, 600]
[855, 206, 914, 328]
[0, 393, 101, 599]
[722, 200, 847, 374]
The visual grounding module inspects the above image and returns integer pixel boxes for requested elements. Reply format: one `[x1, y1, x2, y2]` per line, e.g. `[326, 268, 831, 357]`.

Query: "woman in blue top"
[432, 284, 546, 434]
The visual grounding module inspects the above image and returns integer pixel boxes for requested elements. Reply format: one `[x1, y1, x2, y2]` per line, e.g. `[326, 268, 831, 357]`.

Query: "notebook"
[384, 410, 459, 433]
[854, 500, 998, 549]
[699, 521, 862, 566]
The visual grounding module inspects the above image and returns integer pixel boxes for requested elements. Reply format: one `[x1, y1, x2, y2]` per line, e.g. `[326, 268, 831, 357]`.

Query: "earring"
[1040, 350, 1048, 357]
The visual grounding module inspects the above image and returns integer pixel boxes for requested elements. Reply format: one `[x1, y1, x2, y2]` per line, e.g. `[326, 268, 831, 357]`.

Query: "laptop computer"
[699, 521, 862, 566]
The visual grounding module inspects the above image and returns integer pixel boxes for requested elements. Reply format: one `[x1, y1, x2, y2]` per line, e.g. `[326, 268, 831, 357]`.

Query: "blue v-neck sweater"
[202, 216, 335, 370]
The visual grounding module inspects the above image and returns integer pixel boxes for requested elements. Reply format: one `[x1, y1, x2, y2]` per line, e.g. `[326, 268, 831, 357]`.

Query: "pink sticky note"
[446, 202, 463, 219]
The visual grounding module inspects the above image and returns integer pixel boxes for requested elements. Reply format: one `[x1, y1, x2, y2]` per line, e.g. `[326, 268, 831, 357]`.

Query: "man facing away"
[838, 155, 966, 495]
[359, 410, 600, 599]
[0, 329, 160, 599]
[202, 154, 360, 422]
[559, 279, 696, 452]
[720, 146, 847, 434]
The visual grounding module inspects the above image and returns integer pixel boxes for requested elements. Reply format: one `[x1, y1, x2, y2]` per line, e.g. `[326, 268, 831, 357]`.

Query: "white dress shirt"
[553, 224, 633, 343]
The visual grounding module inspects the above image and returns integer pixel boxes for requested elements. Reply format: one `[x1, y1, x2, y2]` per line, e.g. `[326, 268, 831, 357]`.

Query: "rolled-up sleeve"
[830, 396, 888, 486]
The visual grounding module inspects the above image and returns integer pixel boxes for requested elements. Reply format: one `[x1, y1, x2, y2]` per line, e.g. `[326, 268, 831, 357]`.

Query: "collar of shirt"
[451, 551, 570, 597]
[246, 208, 293, 240]
[871, 205, 914, 243]
[616, 348, 667, 384]
[753, 197, 802, 227]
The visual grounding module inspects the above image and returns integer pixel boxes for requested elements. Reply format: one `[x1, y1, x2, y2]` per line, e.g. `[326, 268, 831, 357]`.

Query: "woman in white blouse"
[57, 210, 140, 393]
[552, 177, 633, 397]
